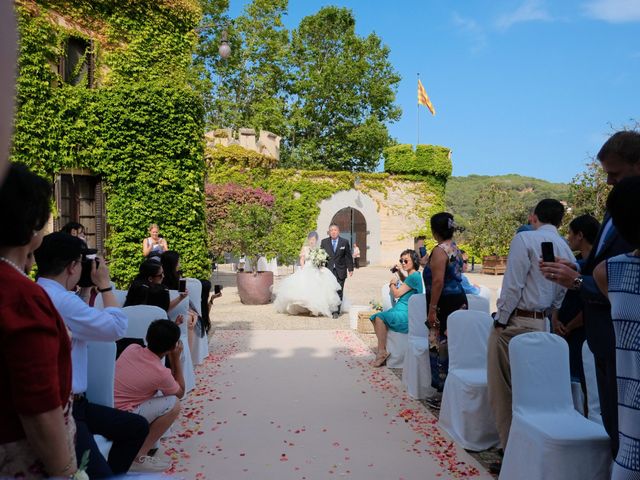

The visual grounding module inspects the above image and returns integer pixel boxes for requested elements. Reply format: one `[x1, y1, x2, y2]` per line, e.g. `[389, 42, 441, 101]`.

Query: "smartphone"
[419, 246, 427, 257]
[214, 284, 222, 295]
[178, 279, 187, 293]
[541, 242, 555, 263]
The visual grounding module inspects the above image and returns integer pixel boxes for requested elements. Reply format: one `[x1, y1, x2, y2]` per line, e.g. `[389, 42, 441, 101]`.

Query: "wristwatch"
[572, 275, 584, 291]
[98, 286, 113, 293]
[493, 319, 505, 329]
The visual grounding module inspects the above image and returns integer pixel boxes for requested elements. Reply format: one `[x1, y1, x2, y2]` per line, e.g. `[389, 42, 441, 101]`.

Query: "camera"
[78, 248, 99, 288]
[390, 266, 399, 274]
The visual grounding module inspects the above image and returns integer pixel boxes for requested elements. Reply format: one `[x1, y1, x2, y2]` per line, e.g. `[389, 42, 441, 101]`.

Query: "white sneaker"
[129, 455, 171, 473]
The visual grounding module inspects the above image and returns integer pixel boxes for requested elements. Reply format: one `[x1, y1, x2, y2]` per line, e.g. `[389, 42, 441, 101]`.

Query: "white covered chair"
[380, 284, 394, 312]
[500, 333, 610, 480]
[466, 294, 490, 314]
[401, 294, 435, 399]
[186, 277, 209, 365]
[123, 305, 168, 341]
[439, 310, 499, 451]
[477, 285, 491, 302]
[582, 341, 603, 425]
[386, 330, 408, 368]
[93, 289, 127, 309]
[168, 291, 196, 394]
[86, 341, 116, 459]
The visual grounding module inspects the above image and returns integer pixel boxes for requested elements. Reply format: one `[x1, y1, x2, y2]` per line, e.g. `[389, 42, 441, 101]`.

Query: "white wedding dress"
[274, 246, 342, 317]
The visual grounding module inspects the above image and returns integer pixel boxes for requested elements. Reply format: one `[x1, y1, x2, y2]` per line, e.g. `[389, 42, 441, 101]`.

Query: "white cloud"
[584, 0, 640, 22]
[452, 12, 488, 52]
[495, 0, 554, 30]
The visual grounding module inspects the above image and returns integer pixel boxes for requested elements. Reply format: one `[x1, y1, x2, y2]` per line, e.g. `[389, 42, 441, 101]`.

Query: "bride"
[274, 231, 342, 317]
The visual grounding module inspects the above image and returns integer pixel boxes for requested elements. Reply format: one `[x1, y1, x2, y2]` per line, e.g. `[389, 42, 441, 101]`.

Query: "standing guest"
[370, 249, 423, 367]
[415, 236, 429, 267]
[115, 320, 185, 472]
[34, 232, 151, 477]
[423, 212, 467, 392]
[594, 176, 640, 480]
[551, 214, 600, 384]
[142, 223, 168, 258]
[488, 199, 574, 471]
[0, 164, 78, 478]
[320, 224, 354, 318]
[352, 243, 361, 269]
[541, 130, 640, 455]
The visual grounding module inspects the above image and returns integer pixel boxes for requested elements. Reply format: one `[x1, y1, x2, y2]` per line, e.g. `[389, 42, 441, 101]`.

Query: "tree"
[569, 159, 609, 221]
[469, 184, 529, 257]
[283, 6, 401, 171]
[197, 0, 290, 134]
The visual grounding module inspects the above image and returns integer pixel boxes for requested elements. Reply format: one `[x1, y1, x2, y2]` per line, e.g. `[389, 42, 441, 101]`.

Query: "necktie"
[332, 239, 337, 252]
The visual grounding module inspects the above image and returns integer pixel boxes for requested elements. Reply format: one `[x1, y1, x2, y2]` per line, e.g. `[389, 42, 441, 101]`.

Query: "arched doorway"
[331, 207, 367, 266]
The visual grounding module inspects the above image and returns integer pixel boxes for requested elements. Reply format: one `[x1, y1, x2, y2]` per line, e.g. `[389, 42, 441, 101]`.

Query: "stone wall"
[205, 128, 281, 160]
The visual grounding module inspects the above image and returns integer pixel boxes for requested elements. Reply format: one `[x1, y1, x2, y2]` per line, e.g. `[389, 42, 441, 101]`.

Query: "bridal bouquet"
[307, 247, 329, 268]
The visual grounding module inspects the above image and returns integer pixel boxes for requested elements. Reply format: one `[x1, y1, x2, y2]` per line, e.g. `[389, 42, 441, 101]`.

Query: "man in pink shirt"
[115, 320, 185, 471]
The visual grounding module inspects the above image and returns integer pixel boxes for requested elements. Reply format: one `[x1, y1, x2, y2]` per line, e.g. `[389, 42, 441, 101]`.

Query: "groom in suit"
[321, 223, 354, 318]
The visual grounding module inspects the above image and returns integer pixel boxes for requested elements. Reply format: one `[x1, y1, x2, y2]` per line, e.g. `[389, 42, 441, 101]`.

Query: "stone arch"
[317, 189, 381, 265]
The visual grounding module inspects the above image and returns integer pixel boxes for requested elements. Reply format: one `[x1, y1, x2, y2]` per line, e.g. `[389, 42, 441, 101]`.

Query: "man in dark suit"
[541, 130, 640, 455]
[321, 223, 354, 318]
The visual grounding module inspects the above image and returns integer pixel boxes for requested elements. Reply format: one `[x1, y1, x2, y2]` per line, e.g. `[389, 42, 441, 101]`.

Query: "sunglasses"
[399, 259, 410, 264]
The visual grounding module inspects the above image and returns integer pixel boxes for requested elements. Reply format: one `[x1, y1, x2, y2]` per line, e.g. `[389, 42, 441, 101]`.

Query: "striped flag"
[418, 79, 436, 116]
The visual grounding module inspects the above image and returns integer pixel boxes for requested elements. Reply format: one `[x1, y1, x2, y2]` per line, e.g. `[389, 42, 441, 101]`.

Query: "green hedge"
[12, 1, 209, 285]
[383, 144, 452, 178]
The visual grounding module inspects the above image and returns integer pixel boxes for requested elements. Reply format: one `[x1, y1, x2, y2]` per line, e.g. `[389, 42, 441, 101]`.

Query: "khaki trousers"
[487, 315, 547, 449]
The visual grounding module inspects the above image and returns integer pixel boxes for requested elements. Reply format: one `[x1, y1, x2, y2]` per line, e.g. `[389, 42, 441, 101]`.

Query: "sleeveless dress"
[606, 253, 640, 480]
[370, 271, 423, 333]
[273, 246, 342, 317]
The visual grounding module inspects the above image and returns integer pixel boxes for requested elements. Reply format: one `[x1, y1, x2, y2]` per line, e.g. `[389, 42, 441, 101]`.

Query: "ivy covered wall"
[11, 0, 209, 284]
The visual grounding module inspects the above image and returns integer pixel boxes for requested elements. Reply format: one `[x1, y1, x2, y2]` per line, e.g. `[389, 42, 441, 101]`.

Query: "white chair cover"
[466, 294, 490, 314]
[169, 291, 196, 393]
[582, 341, 603, 425]
[439, 310, 499, 451]
[386, 330, 408, 368]
[477, 285, 491, 302]
[401, 294, 435, 399]
[93, 289, 127, 309]
[86, 341, 116, 459]
[500, 333, 611, 480]
[186, 278, 209, 365]
[256, 256, 269, 272]
[123, 305, 168, 340]
[381, 284, 394, 312]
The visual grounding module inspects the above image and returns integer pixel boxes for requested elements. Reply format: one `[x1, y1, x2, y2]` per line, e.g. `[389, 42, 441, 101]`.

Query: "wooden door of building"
[330, 207, 367, 266]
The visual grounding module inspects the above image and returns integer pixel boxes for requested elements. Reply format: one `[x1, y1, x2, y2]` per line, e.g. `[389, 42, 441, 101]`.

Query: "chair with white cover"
[582, 341, 603, 425]
[93, 289, 128, 310]
[168, 291, 196, 393]
[123, 305, 168, 341]
[439, 310, 499, 451]
[500, 333, 610, 480]
[86, 341, 116, 459]
[466, 294, 490, 314]
[185, 278, 209, 365]
[477, 285, 491, 302]
[386, 330, 408, 368]
[381, 284, 394, 312]
[402, 294, 436, 399]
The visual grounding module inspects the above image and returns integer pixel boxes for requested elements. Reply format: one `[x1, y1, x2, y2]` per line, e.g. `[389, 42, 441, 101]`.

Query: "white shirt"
[38, 278, 128, 394]
[495, 224, 574, 325]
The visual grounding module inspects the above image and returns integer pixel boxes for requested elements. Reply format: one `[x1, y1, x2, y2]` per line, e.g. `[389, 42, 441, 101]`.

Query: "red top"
[0, 262, 72, 444]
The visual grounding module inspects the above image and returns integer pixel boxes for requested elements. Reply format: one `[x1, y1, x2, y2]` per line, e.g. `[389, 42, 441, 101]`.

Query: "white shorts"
[132, 395, 178, 423]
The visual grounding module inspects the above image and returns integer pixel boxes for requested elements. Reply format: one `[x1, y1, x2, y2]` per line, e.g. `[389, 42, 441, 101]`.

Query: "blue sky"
[228, 0, 640, 183]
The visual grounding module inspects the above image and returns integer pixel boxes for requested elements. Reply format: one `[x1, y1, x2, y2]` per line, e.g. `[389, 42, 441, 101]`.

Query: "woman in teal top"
[370, 249, 423, 367]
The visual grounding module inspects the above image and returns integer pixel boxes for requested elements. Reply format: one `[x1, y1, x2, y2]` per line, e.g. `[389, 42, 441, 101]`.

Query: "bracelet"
[98, 286, 113, 293]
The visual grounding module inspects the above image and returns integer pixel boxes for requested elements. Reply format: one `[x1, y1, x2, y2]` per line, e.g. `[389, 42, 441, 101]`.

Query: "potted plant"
[205, 183, 280, 304]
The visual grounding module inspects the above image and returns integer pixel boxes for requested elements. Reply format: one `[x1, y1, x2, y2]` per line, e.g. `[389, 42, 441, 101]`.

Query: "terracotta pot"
[236, 271, 274, 305]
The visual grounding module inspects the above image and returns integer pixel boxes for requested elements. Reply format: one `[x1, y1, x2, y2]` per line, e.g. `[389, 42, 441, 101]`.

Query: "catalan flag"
[417, 79, 435, 116]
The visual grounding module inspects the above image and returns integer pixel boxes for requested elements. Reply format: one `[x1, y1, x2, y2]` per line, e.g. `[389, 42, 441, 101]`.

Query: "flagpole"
[417, 73, 420, 146]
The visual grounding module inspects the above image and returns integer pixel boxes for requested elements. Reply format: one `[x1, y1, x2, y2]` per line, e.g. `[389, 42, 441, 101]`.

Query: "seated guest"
[594, 176, 640, 480]
[142, 223, 168, 258]
[34, 232, 149, 477]
[423, 212, 468, 391]
[0, 164, 78, 478]
[115, 320, 184, 472]
[369, 249, 423, 367]
[551, 214, 600, 384]
[459, 250, 481, 295]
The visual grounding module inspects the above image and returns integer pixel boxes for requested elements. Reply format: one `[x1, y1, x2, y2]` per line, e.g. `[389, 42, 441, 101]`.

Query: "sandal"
[372, 351, 390, 368]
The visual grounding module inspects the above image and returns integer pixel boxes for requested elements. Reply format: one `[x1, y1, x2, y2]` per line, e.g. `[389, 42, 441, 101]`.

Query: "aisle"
[161, 330, 492, 479]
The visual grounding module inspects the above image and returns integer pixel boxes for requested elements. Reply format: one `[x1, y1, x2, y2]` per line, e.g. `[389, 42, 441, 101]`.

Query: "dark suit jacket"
[580, 213, 634, 358]
[321, 236, 354, 281]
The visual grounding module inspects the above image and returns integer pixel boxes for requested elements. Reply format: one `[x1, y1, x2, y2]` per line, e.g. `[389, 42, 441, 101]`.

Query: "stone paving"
[208, 265, 505, 477]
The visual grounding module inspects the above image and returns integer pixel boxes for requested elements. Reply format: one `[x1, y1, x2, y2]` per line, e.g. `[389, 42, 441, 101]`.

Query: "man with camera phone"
[35, 232, 150, 477]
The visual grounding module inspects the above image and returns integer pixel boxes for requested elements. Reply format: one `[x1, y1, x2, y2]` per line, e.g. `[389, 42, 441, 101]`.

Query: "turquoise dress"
[370, 271, 423, 333]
